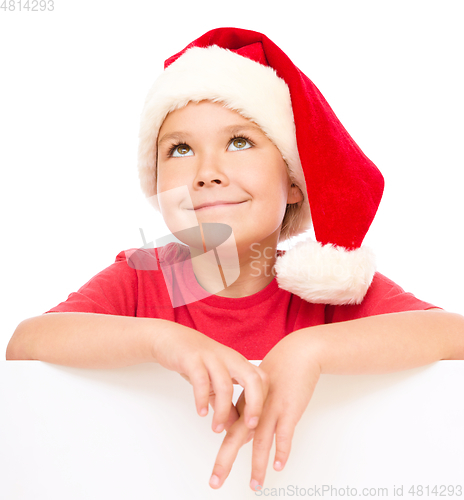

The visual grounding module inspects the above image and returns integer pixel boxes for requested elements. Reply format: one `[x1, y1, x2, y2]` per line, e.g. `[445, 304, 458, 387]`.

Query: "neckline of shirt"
[181, 245, 284, 310]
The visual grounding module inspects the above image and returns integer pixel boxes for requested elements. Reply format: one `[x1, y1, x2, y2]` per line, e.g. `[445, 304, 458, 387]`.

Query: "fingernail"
[248, 416, 259, 428]
[209, 474, 220, 488]
[250, 479, 261, 491]
[274, 460, 282, 471]
[199, 407, 208, 416]
[214, 423, 224, 433]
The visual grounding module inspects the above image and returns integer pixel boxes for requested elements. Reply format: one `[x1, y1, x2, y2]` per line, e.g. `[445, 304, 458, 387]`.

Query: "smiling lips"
[192, 201, 246, 211]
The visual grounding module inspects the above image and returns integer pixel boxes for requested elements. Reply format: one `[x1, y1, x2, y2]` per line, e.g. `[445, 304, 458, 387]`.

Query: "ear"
[287, 183, 304, 205]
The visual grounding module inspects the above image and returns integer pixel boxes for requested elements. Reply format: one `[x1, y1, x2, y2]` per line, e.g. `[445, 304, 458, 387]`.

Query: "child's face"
[156, 100, 302, 254]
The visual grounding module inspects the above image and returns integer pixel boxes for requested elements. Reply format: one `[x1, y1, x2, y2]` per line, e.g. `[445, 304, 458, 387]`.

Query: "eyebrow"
[157, 123, 264, 147]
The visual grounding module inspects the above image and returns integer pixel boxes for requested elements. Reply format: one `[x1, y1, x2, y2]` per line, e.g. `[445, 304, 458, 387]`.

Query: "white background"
[1, 0, 463, 354]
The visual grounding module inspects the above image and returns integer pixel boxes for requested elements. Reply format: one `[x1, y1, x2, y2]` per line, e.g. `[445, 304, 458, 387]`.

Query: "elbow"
[6, 317, 39, 360]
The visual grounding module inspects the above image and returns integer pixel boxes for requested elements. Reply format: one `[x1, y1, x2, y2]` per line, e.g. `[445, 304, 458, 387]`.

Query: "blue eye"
[228, 137, 252, 151]
[171, 144, 193, 157]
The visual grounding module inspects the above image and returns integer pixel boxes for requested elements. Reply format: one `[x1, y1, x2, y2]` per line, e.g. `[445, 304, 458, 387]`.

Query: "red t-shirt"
[45, 243, 439, 359]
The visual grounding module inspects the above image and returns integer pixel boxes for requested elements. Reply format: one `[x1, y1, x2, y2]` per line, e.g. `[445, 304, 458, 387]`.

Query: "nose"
[197, 178, 221, 187]
[193, 151, 229, 188]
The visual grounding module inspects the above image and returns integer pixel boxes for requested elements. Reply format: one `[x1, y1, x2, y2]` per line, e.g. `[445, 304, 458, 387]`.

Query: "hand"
[179, 372, 242, 432]
[209, 329, 321, 490]
[153, 322, 269, 434]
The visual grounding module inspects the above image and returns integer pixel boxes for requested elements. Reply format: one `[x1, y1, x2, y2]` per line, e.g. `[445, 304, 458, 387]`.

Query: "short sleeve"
[44, 250, 139, 316]
[325, 272, 442, 323]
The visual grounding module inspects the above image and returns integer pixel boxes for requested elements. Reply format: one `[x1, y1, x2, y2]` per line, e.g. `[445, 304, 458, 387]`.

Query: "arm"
[7, 312, 170, 368]
[210, 309, 464, 490]
[6, 312, 268, 432]
[306, 309, 464, 373]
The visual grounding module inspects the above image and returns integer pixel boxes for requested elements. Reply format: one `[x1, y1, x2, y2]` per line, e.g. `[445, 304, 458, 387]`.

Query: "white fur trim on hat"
[275, 238, 376, 305]
[137, 45, 310, 232]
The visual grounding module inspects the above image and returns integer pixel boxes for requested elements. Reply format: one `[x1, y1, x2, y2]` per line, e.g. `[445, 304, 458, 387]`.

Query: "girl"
[7, 27, 464, 491]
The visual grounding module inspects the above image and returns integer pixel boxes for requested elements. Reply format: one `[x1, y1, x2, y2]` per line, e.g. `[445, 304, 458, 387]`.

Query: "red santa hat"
[137, 27, 384, 305]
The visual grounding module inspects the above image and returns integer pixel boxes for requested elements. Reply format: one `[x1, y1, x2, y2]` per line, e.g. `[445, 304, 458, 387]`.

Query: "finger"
[233, 390, 257, 444]
[249, 412, 276, 491]
[232, 365, 269, 430]
[208, 363, 234, 433]
[232, 394, 254, 440]
[242, 366, 269, 429]
[272, 416, 296, 472]
[187, 364, 211, 417]
[209, 417, 250, 489]
[209, 394, 240, 432]
[231, 392, 255, 444]
[223, 403, 240, 431]
[234, 389, 245, 413]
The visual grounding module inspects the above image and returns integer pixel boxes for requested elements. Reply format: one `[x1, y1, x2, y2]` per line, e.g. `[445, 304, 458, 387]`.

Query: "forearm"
[6, 312, 176, 368]
[295, 310, 464, 375]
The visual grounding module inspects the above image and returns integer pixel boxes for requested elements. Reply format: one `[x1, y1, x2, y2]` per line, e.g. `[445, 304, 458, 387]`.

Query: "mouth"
[190, 201, 247, 211]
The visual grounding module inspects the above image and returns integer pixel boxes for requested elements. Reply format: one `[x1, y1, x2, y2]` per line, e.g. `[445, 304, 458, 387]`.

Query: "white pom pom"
[275, 238, 376, 305]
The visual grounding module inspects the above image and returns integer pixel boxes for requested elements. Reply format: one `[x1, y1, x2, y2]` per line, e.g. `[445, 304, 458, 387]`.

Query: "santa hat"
[137, 27, 384, 305]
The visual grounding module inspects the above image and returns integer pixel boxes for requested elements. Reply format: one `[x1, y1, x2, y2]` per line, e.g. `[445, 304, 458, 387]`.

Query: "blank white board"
[1, 361, 463, 499]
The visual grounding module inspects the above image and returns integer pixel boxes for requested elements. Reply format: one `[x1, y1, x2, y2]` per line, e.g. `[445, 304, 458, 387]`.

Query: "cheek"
[156, 165, 181, 193]
[266, 159, 291, 198]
